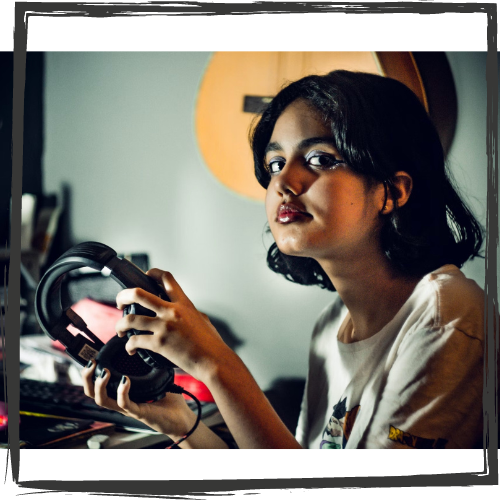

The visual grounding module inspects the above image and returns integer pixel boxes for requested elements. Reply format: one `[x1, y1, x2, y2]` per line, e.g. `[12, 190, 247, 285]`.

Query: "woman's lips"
[277, 203, 312, 223]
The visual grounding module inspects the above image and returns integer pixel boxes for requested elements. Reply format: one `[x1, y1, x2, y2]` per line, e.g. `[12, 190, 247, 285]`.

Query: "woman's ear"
[381, 171, 413, 214]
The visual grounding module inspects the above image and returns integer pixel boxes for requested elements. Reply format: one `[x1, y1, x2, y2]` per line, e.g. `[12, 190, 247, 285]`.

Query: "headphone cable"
[165, 384, 202, 449]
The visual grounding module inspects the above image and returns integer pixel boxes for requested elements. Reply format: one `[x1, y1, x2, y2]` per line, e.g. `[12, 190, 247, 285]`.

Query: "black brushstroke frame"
[3, 1, 498, 497]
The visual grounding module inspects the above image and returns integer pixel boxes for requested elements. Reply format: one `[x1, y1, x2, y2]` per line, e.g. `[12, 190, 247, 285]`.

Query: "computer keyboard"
[10, 378, 218, 432]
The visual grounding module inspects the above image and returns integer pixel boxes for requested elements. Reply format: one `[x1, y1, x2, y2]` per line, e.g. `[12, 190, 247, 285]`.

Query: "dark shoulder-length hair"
[250, 70, 483, 292]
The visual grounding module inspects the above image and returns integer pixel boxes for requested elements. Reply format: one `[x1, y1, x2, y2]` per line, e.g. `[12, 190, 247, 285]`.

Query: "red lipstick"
[277, 203, 311, 223]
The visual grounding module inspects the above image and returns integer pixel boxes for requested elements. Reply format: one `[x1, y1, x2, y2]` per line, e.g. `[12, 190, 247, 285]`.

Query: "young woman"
[83, 70, 484, 449]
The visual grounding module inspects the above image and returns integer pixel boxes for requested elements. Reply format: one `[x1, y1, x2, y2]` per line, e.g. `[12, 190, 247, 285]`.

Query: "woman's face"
[264, 99, 385, 265]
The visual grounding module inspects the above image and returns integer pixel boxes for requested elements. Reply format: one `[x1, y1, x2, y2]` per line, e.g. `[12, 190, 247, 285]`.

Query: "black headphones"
[35, 241, 176, 404]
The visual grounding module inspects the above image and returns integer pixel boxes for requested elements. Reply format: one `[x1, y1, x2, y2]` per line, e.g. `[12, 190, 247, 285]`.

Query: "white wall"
[43, 52, 489, 390]
[445, 52, 489, 288]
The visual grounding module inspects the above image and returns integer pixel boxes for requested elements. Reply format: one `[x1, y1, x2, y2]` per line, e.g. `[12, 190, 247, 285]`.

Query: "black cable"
[165, 384, 202, 449]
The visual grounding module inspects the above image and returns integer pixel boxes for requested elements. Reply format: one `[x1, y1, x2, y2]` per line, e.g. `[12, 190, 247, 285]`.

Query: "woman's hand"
[111, 269, 300, 448]
[114, 269, 234, 384]
[82, 360, 196, 439]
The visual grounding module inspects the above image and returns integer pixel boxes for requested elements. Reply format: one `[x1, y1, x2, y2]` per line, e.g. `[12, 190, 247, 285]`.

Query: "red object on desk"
[174, 371, 215, 403]
[52, 298, 122, 351]
[0, 402, 8, 430]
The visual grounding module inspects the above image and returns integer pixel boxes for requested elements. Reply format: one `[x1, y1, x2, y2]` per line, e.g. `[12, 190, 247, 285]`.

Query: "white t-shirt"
[295, 265, 484, 449]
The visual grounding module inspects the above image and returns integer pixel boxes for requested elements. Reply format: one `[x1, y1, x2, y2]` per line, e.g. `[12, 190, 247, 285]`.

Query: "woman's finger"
[116, 286, 167, 314]
[147, 269, 193, 306]
[82, 359, 97, 399]
[115, 314, 158, 338]
[93, 368, 123, 412]
[124, 332, 163, 357]
[116, 375, 141, 418]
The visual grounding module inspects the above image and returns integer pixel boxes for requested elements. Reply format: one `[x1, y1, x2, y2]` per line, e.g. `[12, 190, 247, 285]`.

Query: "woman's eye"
[307, 153, 343, 169]
[267, 158, 286, 174]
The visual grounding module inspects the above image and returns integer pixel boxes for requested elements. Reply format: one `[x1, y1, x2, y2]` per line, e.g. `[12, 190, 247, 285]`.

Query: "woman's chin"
[276, 243, 313, 259]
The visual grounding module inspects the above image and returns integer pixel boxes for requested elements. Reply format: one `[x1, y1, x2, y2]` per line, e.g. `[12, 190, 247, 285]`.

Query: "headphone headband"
[35, 241, 168, 366]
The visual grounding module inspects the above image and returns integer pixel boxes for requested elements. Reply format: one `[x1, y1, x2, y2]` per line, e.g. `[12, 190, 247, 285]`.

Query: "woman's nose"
[273, 161, 308, 197]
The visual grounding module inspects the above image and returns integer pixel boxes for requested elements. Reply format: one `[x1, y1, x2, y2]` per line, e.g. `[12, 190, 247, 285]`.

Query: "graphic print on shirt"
[320, 397, 360, 449]
[388, 425, 448, 449]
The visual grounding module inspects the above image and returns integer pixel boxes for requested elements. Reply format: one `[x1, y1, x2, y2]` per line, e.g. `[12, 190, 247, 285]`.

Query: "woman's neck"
[319, 255, 422, 343]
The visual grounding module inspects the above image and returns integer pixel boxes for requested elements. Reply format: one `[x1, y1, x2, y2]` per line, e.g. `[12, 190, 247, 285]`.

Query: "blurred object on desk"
[87, 434, 110, 449]
[20, 259, 41, 334]
[20, 334, 83, 385]
[21, 193, 37, 252]
[0, 411, 116, 449]
[174, 369, 215, 403]
[1, 191, 63, 335]
[0, 401, 8, 432]
[0, 250, 41, 335]
[81, 430, 172, 449]
[31, 194, 62, 268]
[19, 192, 63, 284]
[52, 298, 122, 352]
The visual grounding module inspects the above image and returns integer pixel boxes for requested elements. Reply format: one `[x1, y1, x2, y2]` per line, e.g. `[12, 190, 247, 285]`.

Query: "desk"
[16, 336, 232, 449]
[68, 424, 234, 450]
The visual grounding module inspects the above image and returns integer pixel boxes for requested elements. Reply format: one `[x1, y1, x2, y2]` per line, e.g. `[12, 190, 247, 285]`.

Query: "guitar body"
[196, 52, 455, 201]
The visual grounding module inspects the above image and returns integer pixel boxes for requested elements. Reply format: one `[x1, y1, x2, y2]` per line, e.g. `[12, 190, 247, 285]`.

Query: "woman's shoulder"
[417, 264, 484, 340]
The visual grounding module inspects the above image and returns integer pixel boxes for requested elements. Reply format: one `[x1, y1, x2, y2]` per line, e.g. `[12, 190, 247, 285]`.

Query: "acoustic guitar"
[195, 52, 456, 201]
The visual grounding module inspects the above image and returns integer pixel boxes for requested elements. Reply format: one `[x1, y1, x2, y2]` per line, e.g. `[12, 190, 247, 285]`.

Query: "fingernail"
[86, 360, 93, 368]
[100, 369, 107, 378]
[121, 375, 127, 385]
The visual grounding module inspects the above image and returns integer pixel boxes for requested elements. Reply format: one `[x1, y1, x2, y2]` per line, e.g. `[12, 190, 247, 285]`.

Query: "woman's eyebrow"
[298, 137, 338, 150]
[264, 141, 282, 155]
[264, 136, 338, 156]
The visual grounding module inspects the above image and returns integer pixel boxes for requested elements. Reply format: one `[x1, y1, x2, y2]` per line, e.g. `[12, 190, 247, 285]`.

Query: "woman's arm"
[116, 269, 302, 449]
[202, 348, 302, 449]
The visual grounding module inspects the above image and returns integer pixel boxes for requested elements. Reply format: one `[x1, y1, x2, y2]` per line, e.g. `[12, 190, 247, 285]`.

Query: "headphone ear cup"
[94, 336, 175, 403]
